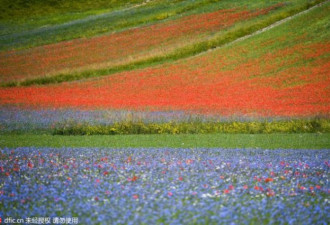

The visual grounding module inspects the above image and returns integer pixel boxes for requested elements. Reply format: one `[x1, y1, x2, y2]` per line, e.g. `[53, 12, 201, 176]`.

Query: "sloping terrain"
[1, 2, 328, 117]
[0, 5, 282, 83]
[0, 0, 147, 36]
[0, 0, 145, 21]
[0, 0, 324, 85]
[0, 0, 290, 49]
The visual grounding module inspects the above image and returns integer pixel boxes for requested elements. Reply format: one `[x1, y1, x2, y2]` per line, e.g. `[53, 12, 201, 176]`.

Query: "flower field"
[0, 3, 329, 117]
[0, 107, 216, 133]
[0, 4, 284, 83]
[0, 1, 329, 224]
[1, 147, 329, 224]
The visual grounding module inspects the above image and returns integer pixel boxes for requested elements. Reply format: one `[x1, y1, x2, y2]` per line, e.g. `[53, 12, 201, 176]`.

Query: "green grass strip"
[2, 0, 326, 87]
[0, 133, 328, 149]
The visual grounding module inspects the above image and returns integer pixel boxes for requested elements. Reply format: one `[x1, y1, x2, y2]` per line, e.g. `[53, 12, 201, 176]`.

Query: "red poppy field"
[0, 3, 329, 117]
[0, 4, 284, 83]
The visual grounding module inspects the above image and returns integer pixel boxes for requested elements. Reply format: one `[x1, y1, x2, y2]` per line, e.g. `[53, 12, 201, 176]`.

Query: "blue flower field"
[1, 148, 329, 224]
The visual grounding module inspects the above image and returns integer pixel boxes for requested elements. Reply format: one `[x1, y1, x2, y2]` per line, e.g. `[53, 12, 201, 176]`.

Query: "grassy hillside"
[0, 0, 325, 86]
[1, 2, 328, 117]
[0, 0, 150, 39]
[0, 4, 285, 83]
[0, 1, 324, 48]
[0, 0, 285, 47]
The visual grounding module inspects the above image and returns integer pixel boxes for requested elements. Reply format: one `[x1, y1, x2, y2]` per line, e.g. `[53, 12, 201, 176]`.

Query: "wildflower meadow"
[0, 0, 329, 224]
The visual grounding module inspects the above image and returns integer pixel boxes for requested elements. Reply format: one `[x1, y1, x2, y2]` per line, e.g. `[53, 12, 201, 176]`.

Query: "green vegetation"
[52, 119, 330, 135]
[2, 0, 327, 87]
[218, 0, 330, 70]
[0, 133, 328, 149]
[0, 0, 145, 21]
[0, 0, 150, 38]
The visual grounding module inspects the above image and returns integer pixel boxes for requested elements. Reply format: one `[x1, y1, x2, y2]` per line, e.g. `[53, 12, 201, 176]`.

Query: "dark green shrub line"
[52, 119, 330, 135]
[1, 0, 326, 87]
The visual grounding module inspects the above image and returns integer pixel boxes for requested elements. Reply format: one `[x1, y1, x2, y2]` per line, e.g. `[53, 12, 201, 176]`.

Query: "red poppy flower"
[103, 171, 109, 176]
[13, 164, 20, 172]
[27, 162, 34, 169]
[128, 176, 138, 182]
[265, 178, 274, 183]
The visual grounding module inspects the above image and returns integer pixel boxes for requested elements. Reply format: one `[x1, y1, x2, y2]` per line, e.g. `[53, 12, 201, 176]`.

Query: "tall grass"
[52, 119, 330, 135]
